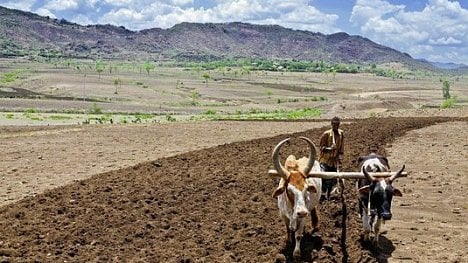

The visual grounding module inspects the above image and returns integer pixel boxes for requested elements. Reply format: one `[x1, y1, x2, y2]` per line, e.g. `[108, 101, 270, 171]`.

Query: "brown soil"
[0, 117, 467, 263]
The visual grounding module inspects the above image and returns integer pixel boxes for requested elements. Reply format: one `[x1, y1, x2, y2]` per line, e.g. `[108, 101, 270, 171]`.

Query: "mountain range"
[0, 5, 460, 72]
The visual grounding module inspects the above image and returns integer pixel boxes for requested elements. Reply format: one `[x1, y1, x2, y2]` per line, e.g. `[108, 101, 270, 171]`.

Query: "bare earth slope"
[0, 117, 467, 262]
[386, 121, 467, 263]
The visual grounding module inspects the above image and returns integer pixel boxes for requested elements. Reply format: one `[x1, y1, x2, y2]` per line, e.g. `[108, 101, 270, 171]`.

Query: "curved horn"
[362, 168, 375, 182]
[299, 136, 317, 175]
[389, 164, 405, 183]
[272, 138, 291, 179]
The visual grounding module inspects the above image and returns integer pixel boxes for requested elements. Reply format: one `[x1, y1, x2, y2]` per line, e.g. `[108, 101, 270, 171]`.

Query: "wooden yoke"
[268, 169, 408, 180]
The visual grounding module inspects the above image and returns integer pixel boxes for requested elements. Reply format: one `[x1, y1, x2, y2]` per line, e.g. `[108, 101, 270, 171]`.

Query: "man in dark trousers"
[319, 116, 344, 200]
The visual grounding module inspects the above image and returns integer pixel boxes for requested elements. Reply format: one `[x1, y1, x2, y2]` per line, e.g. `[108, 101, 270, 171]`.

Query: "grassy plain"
[1, 58, 466, 125]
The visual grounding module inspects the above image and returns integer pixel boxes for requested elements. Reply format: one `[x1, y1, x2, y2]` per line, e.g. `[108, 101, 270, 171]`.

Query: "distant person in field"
[319, 116, 344, 200]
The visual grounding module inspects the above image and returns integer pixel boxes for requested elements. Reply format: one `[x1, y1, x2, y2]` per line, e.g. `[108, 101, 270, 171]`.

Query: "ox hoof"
[362, 233, 370, 242]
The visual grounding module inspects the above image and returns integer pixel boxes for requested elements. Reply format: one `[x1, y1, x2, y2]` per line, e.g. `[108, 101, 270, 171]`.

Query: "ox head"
[271, 137, 318, 222]
[359, 163, 405, 221]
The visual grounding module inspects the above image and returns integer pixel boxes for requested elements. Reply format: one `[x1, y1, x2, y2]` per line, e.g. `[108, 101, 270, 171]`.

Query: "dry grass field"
[1, 58, 466, 124]
[0, 59, 467, 262]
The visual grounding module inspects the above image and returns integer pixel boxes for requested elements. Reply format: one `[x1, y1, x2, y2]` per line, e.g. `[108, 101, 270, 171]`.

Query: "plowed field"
[1, 117, 467, 262]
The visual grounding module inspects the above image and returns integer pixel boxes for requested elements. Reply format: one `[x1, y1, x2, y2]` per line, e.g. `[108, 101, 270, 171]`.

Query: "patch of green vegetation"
[24, 108, 37, 114]
[1, 68, 31, 83]
[48, 115, 73, 120]
[142, 61, 155, 75]
[23, 113, 43, 121]
[134, 113, 154, 120]
[440, 98, 456, 109]
[305, 96, 328, 101]
[166, 114, 176, 122]
[1, 72, 18, 83]
[89, 103, 102, 114]
[203, 109, 217, 115]
[197, 107, 321, 120]
[190, 91, 200, 106]
[177, 58, 363, 74]
[5, 113, 14, 119]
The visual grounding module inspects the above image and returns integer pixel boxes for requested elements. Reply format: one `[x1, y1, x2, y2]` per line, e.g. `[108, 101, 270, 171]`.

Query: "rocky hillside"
[0, 6, 433, 70]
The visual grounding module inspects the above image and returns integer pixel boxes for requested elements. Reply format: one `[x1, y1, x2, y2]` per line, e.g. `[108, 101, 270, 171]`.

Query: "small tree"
[143, 61, 155, 75]
[442, 79, 451, 99]
[190, 91, 200, 106]
[113, 78, 122, 94]
[202, 73, 210, 88]
[95, 60, 105, 79]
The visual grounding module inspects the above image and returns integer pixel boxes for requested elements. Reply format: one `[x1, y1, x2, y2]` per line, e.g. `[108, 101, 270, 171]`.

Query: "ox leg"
[361, 211, 371, 242]
[293, 221, 306, 258]
[311, 207, 320, 232]
[282, 216, 293, 244]
[373, 218, 383, 244]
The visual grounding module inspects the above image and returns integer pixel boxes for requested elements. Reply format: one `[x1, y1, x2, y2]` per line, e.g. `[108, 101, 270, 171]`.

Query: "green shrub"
[89, 103, 102, 114]
[49, 115, 73, 120]
[204, 109, 217, 115]
[440, 98, 456, 109]
[166, 114, 176, 122]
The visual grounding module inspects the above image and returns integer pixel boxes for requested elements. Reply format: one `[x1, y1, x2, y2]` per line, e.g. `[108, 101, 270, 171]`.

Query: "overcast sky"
[1, 0, 467, 65]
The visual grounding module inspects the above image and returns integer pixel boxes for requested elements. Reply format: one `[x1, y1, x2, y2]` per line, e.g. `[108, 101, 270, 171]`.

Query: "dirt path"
[386, 121, 467, 263]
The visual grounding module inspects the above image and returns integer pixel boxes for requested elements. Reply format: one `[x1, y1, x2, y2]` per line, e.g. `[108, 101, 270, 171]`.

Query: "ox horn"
[362, 169, 375, 182]
[272, 138, 291, 179]
[299, 136, 317, 176]
[389, 165, 406, 183]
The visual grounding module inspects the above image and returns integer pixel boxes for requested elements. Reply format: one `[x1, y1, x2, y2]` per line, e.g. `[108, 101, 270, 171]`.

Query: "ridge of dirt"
[0, 117, 465, 262]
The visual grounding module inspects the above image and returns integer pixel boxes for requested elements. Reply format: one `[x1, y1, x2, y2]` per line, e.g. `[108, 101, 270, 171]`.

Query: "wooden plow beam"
[268, 170, 408, 180]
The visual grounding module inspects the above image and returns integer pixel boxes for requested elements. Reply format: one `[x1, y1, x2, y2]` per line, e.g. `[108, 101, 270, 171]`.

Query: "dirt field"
[1, 116, 467, 262]
[1, 60, 467, 125]
[1, 60, 467, 262]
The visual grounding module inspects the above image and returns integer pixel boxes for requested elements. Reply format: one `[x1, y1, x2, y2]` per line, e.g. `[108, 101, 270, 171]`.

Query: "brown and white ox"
[356, 153, 405, 244]
[271, 137, 322, 258]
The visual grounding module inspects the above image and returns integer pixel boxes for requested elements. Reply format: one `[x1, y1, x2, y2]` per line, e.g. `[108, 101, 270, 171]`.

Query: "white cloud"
[71, 13, 94, 26]
[44, 0, 79, 11]
[216, 0, 339, 33]
[36, 8, 56, 18]
[0, 0, 33, 11]
[170, 0, 193, 6]
[85, 0, 99, 8]
[92, 0, 339, 33]
[103, 0, 133, 6]
[350, 0, 468, 64]
[99, 7, 145, 26]
[429, 36, 462, 45]
[350, 0, 405, 25]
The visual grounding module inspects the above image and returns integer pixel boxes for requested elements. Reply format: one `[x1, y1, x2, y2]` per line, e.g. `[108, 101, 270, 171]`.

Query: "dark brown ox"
[271, 137, 322, 258]
[356, 153, 405, 243]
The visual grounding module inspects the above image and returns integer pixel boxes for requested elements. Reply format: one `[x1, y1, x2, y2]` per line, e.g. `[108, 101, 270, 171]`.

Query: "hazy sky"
[1, 0, 467, 65]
